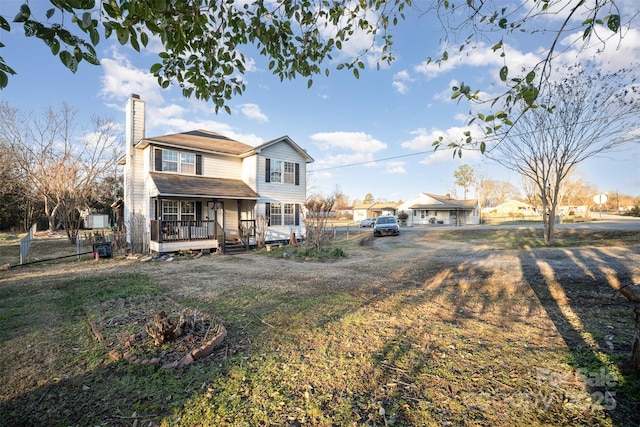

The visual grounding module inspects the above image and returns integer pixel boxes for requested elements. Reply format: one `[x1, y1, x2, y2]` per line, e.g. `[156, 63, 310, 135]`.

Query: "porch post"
[213, 198, 218, 240]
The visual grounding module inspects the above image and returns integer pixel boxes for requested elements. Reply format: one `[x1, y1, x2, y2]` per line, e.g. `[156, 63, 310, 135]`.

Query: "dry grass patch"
[0, 228, 639, 426]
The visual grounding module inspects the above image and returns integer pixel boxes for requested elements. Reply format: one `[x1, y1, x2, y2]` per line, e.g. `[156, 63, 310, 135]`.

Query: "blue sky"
[2, 1, 639, 203]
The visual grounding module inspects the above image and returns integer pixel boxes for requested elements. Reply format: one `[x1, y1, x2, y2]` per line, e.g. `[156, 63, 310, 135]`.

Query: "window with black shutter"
[265, 158, 271, 182]
[295, 163, 300, 186]
[196, 154, 202, 175]
[155, 148, 163, 171]
[265, 202, 271, 225]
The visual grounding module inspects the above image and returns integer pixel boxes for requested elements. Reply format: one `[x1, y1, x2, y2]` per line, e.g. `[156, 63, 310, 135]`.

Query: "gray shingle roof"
[150, 172, 259, 200]
[141, 130, 254, 156]
[409, 194, 478, 210]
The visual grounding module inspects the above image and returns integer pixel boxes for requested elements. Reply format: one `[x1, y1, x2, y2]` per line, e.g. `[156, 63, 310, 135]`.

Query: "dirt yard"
[1, 227, 639, 426]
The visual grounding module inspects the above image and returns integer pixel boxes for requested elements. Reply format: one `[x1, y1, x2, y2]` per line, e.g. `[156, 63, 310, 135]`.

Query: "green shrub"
[331, 247, 347, 258]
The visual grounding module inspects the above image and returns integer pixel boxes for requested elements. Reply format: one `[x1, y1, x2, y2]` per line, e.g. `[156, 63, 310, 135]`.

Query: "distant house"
[397, 193, 479, 226]
[352, 202, 400, 222]
[486, 199, 538, 216]
[119, 95, 314, 254]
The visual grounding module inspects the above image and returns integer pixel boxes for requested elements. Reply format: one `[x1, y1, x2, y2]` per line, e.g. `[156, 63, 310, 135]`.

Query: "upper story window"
[155, 148, 201, 175]
[265, 158, 299, 185]
[283, 161, 295, 184]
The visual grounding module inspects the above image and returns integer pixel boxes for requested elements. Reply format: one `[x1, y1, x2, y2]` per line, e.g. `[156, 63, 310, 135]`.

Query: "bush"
[263, 244, 347, 261]
[331, 247, 347, 258]
[625, 205, 640, 217]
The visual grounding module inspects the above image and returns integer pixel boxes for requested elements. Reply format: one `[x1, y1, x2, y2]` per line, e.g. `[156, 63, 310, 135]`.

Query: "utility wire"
[307, 107, 640, 173]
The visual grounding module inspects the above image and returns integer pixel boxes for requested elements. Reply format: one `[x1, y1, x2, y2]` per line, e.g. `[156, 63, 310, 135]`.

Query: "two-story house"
[121, 95, 314, 254]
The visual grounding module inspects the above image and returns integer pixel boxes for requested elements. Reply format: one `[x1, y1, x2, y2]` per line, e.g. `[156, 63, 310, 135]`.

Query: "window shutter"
[155, 149, 163, 171]
[196, 201, 202, 220]
[196, 154, 202, 175]
[295, 163, 300, 186]
[295, 204, 300, 226]
[265, 158, 271, 182]
[265, 203, 271, 226]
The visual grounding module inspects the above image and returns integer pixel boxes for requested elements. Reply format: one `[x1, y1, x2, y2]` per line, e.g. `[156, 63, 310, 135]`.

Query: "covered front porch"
[147, 173, 260, 254]
[149, 217, 256, 254]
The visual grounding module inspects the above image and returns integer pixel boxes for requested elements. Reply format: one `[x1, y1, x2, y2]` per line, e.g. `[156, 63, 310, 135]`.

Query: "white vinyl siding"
[202, 154, 243, 179]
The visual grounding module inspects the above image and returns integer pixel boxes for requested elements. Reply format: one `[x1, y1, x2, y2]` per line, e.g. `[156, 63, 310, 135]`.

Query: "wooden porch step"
[224, 239, 246, 255]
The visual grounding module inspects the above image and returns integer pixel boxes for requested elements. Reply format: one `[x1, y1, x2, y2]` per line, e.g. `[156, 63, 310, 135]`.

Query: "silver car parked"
[373, 215, 400, 237]
[359, 218, 375, 227]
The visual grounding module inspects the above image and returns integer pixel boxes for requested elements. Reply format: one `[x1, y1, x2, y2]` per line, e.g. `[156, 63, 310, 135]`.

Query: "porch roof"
[150, 172, 259, 200]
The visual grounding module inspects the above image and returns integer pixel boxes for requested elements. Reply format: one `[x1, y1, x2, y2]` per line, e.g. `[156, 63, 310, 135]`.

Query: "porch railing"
[240, 219, 256, 238]
[150, 219, 221, 243]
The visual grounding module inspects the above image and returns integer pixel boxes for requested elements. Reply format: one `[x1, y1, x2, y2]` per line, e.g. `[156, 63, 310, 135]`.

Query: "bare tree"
[254, 215, 269, 249]
[332, 185, 350, 220]
[304, 194, 336, 254]
[0, 141, 27, 230]
[0, 102, 122, 243]
[521, 175, 540, 212]
[477, 175, 521, 209]
[488, 63, 640, 245]
[561, 174, 597, 218]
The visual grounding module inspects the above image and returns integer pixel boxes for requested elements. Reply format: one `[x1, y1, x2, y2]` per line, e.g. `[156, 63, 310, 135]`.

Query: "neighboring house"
[485, 199, 538, 216]
[120, 95, 314, 254]
[397, 193, 480, 226]
[352, 203, 372, 223]
[352, 202, 399, 222]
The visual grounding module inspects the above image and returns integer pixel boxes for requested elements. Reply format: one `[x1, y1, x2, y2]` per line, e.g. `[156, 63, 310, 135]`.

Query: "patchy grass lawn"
[0, 228, 639, 426]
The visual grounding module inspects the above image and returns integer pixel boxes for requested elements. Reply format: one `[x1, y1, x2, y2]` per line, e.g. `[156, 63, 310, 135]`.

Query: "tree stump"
[145, 311, 176, 346]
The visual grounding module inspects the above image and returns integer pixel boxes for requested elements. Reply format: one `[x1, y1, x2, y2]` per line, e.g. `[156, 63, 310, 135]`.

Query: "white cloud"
[556, 28, 640, 73]
[100, 47, 164, 106]
[394, 70, 412, 81]
[392, 69, 413, 94]
[392, 81, 409, 94]
[310, 152, 378, 171]
[239, 103, 268, 122]
[97, 47, 265, 145]
[308, 131, 389, 173]
[400, 127, 484, 166]
[315, 4, 389, 69]
[383, 161, 407, 174]
[414, 41, 542, 83]
[310, 131, 387, 153]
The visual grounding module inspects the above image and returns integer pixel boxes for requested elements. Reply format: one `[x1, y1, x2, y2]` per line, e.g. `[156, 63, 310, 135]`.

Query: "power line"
[308, 150, 436, 173]
[307, 107, 640, 173]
